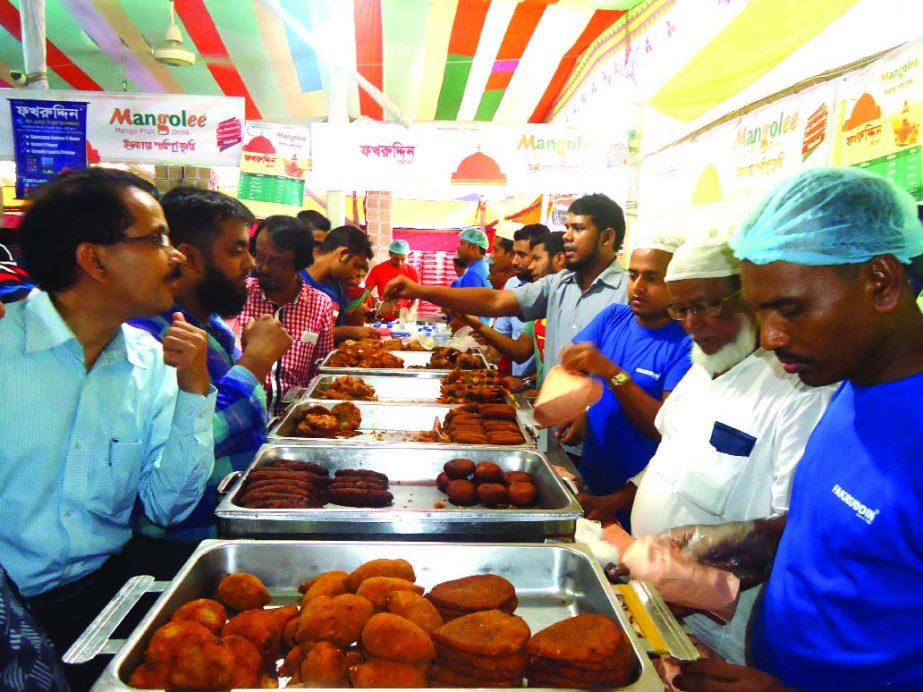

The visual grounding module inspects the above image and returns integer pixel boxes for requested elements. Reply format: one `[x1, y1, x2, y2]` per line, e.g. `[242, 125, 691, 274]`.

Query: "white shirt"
[630, 348, 835, 663]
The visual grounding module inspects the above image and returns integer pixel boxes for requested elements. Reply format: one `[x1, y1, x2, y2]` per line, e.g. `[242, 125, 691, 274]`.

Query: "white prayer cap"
[665, 232, 740, 281]
[631, 230, 684, 255]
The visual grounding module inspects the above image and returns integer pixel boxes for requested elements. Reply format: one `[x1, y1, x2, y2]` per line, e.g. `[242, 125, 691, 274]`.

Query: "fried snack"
[445, 479, 477, 506]
[487, 432, 526, 445]
[476, 482, 508, 506]
[479, 404, 518, 421]
[222, 609, 281, 665]
[145, 620, 213, 667]
[429, 663, 522, 688]
[344, 559, 416, 592]
[280, 643, 305, 678]
[426, 575, 518, 619]
[295, 593, 375, 647]
[265, 604, 299, 633]
[127, 663, 169, 689]
[507, 481, 538, 507]
[319, 375, 377, 402]
[301, 571, 350, 605]
[282, 616, 301, 648]
[243, 496, 324, 509]
[268, 459, 330, 476]
[473, 462, 505, 485]
[527, 613, 630, 664]
[385, 591, 444, 634]
[298, 413, 340, 436]
[330, 401, 362, 431]
[431, 609, 530, 657]
[171, 598, 227, 636]
[327, 486, 394, 508]
[504, 471, 533, 484]
[218, 572, 272, 611]
[163, 626, 233, 690]
[449, 432, 489, 445]
[327, 340, 405, 369]
[247, 468, 327, 482]
[348, 658, 428, 688]
[528, 654, 636, 686]
[436, 471, 451, 492]
[443, 458, 476, 479]
[434, 646, 528, 676]
[335, 469, 390, 484]
[224, 634, 264, 689]
[300, 640, 349, 688]
[361, 613, 435, 663]
[244, 478, 319, 493]
[355, 577, 425, 610]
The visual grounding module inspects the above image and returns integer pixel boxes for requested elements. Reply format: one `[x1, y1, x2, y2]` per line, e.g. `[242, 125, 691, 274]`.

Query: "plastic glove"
[666, 516, 786, 589]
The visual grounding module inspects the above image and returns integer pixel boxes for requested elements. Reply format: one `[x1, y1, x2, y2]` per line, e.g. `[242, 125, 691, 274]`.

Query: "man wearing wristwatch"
[559, 234, 692, 530]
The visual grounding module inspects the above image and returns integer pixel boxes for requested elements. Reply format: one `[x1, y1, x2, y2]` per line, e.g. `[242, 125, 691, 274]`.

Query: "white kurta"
[630, 348, 835, 664]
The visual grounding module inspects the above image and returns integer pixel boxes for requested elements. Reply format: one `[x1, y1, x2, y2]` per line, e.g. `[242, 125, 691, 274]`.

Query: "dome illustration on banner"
[451, 149, 507, 185]
[691, 164, 722, 206]
[243, 134, 276, 154]
[844, 93, 881, 130]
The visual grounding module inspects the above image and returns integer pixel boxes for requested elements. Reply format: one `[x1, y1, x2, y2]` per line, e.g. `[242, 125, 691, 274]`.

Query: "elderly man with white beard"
[582, 235, 835, 665]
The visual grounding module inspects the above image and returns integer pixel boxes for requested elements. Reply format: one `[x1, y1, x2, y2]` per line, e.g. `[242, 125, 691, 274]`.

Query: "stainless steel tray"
[82, 540, 663, 691]
[270, 400, 537, 448]
[318, 347, 492, 376]
[216, 444, 581, 541]
[301, 373, 445, 403]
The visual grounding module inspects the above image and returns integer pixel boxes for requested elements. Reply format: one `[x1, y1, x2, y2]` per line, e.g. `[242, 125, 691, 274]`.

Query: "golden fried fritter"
[164, 629, 233, 690]
[300, 640, 349, 688]
[428, 662, 521, 688]
[265, 604, 299, 634]
[343, 559, 416, 592]
[299, 569, 350, 595]
[361, 613, 435, 664]
[295, 594, 375, 648]
[431, 610, 531, 657]
[222, 610, 281, 665]
[527, 613, 628, 663]
[426, 574, 518, 618]
[170, 598, 227, 636]
[385, 591, 444, 633]
[330, 401, 362, 431]
[127, 662, 169, 689]
[355, 577, 424, 610]
[223, 633, 263, 689]
[348, 658, 428, 688]
[144, 620, 215, 668]
[217, 572, 271, 611]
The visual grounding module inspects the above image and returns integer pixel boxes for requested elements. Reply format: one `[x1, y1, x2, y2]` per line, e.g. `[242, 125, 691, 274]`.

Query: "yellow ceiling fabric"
[649, 0, 860, 121]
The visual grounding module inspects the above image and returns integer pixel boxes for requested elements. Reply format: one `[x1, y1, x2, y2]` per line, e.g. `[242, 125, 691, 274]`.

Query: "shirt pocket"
[674, 422, 757, 517]
[88, 440, 143, 523]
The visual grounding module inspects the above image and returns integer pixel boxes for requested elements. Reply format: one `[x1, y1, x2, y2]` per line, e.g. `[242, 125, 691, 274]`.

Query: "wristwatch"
[608, 370, 631, 389]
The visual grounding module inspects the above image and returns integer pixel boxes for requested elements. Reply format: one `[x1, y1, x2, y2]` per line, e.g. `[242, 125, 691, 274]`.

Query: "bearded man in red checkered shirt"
[239, 215, 335, 414]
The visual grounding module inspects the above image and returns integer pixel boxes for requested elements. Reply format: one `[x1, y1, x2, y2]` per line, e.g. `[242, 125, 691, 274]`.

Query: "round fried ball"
[436, 471, 451, 492]
[507, 481, 538, 507]
[443, 458, 476, 480]
[128, 663, 168, 689]
[217, 572, 271, 611]
[301, 640, 349, 688]
[171, 598, 227, 636]
[223, 634, 263, 689]
[504, 471, 533, 485]
[476, 482, 508, 506]
[473, 461, 505, 485]
[446, 479, 477, 506]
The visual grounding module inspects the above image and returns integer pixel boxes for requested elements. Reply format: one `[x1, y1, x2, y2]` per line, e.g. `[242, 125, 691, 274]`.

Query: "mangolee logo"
[108, 107, 207, 136]
[735, 110, 799, 151]
[517, 133, 597, 156]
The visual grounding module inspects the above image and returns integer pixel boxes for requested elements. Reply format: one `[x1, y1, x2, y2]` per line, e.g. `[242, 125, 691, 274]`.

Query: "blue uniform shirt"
[300, 269, 348, 325]
[751, 373, 923, 689]
[457, 258, 491, 288]
[574, 304, 691, 512]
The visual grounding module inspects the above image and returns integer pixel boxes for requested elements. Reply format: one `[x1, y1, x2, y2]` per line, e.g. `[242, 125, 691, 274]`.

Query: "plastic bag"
[532, 365, 603, 428]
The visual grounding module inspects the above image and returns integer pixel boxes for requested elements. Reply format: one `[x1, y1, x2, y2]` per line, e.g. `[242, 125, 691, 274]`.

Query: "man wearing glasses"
[588, 235, 834, 665]
[0, 168, 216, 687]
[240, 215, 335, 414]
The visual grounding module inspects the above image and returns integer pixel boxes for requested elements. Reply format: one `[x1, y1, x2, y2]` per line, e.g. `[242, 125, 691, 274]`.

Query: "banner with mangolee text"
[0, 89, 244, 167]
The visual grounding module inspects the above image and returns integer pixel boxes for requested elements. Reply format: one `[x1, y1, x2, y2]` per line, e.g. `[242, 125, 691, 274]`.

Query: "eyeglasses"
[104, 233, 172, 250]
[667, 289, 741, 321]
[252, 251, 293, 271]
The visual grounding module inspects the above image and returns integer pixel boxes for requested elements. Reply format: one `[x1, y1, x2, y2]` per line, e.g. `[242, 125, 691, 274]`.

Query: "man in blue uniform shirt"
[669, 167, 923, 691]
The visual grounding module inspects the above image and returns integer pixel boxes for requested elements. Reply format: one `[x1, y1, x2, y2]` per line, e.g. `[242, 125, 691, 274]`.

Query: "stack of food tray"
[318, 346, 492, 377]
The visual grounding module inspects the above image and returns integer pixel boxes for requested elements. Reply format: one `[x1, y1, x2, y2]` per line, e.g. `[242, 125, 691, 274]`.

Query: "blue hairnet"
[389, 239, 410, 255]
[731, 167, 923, 265]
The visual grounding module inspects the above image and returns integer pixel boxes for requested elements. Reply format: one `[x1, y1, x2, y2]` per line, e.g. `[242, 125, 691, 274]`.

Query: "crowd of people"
[0, 164, 920, 689]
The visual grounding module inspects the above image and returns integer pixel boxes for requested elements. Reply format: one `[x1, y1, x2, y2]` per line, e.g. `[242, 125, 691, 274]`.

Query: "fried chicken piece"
[218, 572, 271, 612]
[300, 640, 349, 688]
[344, 559, 416, 592]
[171, 598, 227, 636]
[295, 594, 375, 647]
[385, 591, 444, 634]
[348, 658, 428, 688]
[361, 613, 435, 664]
[224, 633, 263, 689]
[297, 413, 340, 436]
[355, 577, 424, 610]
[321, 375, 377, 401]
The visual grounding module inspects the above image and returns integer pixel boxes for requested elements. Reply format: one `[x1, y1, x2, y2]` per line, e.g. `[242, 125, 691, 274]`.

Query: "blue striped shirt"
[130, 306, 268, 543]
[0, 292, 215, 597]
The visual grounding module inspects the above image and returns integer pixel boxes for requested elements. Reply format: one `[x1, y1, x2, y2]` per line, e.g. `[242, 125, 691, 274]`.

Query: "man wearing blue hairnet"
[671, 167, 923, 691]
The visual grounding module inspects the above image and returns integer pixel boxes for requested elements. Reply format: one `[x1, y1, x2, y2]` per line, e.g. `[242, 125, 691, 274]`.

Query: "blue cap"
[460, 227, 489, 249]
[389, 239, 410, 255]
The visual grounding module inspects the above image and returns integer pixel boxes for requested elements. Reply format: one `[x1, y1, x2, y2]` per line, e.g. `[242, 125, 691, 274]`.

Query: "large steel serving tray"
[317, 347, 492, 376]
[81, 540, 664, 691]
[270, 400, 537, 448]
[216, 444, 580, 541]
[300, 373, 446, 403]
